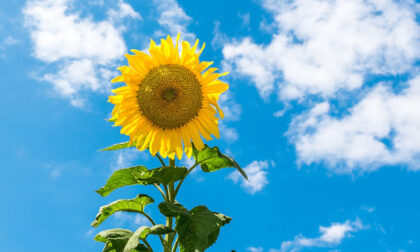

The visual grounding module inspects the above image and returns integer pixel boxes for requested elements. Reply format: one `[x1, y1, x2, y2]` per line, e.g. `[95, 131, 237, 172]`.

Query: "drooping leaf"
[96, 166, 188, 197]
[94, 229, 133, 244]
[192, 145, 247, 179]
[91, 194, 154, 227]
[94, 229, 149, 252]
[100, 141, 136, 151]
[158, 202, 190, 218]
[96, 166, 148, 197]
[123, 225, 174, 252]
[173, 205, 231, 252]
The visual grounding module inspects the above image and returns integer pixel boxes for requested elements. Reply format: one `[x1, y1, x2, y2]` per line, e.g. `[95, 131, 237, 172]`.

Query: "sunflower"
[109, 34, 228, 160]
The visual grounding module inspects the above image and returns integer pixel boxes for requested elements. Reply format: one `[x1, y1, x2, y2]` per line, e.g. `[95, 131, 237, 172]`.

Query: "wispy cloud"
[228, 160, 272, 195]
[110, 149, 148, 172]
[274, 218, 365, 252]
[113, 212, 150, 228]
[23, 0, 139, 107]
[153, 0, 194, 41]
[222, 0, 420, 100]
[247, 247, 264, 252]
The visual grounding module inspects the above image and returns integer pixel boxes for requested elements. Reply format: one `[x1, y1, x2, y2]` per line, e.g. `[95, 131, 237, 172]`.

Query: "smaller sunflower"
[109, 34, 229, 160]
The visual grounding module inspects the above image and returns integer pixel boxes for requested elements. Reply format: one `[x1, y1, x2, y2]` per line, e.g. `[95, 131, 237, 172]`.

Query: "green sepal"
[94, 229, 149, 252]
[91, 194, 154, 227]
[124, 225, 174, 252]
[96, 166, 187, 197]
[100, 141, 136, 151]
[193, 145, 247, 179]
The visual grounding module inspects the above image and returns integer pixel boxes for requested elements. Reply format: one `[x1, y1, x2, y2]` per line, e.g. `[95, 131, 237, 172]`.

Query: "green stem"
[142, 239, 153, 251]
[153, 183, 167, 201]
[164, 158, 176, 252]
[174, 162, 199, 197]
[143, 212, 165, 246]
[172, 234, 179, 252]
[156, 153, 166, 166]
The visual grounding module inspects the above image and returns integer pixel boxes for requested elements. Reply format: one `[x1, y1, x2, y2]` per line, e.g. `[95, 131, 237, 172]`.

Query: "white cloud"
[153, 0, 194, 41]
[220, 122, 239, 143]
[113, 212, 150, 228]
[23, 0, 139, 107]
[211, 21, 228, 50]
[2, 36, 19, 46]
[222, 0, 420, 100]
[108, 0, 141, 22]
[247, 247, 264, 252]
[110, 149, 148, 172]
[228, 160, 271, 195]
[289, 75, 420, 173]
[275, 219, 365, 252]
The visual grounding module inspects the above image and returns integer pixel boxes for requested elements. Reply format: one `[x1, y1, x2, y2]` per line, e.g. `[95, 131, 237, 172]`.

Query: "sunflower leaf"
[124, 225, 174, 252]
[100, 141, 136, 151]
[91, 194, 154, 227]
[175, 205, 232, 252]
[96, 166, 187, 197]
[137, 166, 188, 185]
[94, 229, 149, 252]
[158, 202, 190, 218]
[96, 166, 148, 197]
[192, 145, 247, 180]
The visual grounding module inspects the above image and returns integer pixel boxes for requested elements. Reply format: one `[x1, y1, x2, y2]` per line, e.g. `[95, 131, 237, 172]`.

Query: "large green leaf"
[163, 204, 231, 252]
[94, 229, 149, 252]
[100, 141, 136, 151]
[123, 225, 174, 252]
[91, 194, 154, 227]
[192, 145, 247, 179]
[96, 166, 148, 197]
[96, 166, 187, 197]
[135, 166, 188, 185]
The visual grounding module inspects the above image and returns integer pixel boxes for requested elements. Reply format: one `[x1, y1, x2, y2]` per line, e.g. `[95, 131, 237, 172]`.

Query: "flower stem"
[164, 158, 176, 252]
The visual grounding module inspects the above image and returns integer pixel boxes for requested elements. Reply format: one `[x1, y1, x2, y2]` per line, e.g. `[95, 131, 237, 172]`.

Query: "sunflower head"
[109, 34, 229, 160]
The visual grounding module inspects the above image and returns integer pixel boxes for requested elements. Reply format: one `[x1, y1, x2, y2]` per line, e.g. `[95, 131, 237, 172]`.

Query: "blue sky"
[1, 0, 420, 251]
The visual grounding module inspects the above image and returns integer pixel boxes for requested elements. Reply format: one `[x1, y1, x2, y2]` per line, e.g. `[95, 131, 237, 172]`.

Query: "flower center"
[161, 88, 177, 102]
[137, 64, 203, 129]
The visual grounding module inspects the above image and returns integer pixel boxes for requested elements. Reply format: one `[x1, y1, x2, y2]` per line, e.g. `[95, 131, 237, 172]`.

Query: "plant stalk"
[164, 158, 176, 252]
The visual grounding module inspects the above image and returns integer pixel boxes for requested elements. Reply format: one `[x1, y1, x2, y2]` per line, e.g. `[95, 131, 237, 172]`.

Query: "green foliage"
[158, 202, 191, 218]
[124, 225, 174, 252]
[93, 142, 243, 251]
[136, 166, 188, 185]
[100, 141, 136, 151]
[193, 145, 247, 179]
[94, 229, 149, 252]
[96, 166, 148, 197]
[96, 166, 188, 197]
[158, 202, 232, 252]
[91, 194, 154, 227]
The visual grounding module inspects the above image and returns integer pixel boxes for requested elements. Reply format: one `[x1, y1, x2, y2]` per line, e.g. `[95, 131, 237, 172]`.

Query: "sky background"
[1, 0, 420, 251]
